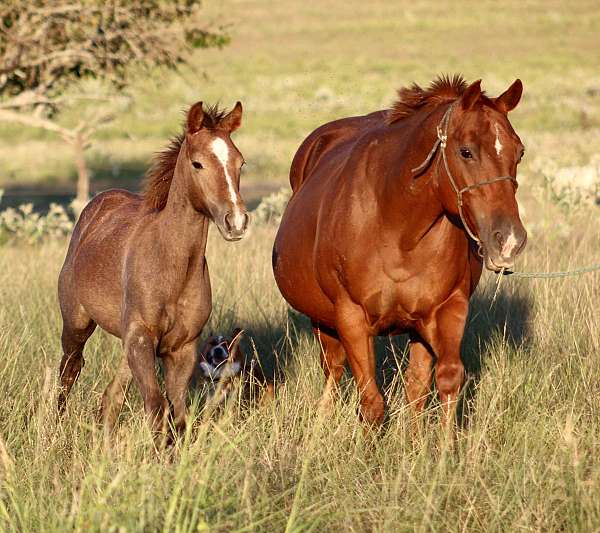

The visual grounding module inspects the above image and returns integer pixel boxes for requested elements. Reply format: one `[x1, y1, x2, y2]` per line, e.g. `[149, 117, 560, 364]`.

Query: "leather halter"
[411, 102, 518, 252]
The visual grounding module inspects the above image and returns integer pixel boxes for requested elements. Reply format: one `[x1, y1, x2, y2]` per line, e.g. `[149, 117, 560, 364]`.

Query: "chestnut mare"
[58, 101, 249, 433]
[273, 76, 527, 426]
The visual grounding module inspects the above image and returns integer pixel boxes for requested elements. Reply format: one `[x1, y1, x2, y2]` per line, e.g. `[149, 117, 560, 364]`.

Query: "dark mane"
[387, 74, 470, 124]
[143, 103, 230, 210]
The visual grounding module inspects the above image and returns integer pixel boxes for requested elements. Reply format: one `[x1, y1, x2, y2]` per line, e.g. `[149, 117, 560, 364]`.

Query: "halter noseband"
[411, 103, 518, 253]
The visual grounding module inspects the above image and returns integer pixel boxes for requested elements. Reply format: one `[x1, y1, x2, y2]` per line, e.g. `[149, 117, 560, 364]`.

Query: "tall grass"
[0, 210, 598, 530]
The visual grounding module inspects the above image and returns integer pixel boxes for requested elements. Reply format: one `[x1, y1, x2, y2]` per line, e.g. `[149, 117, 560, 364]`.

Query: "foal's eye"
[518, 149, 525, 163]
[192, 161, 203, 170]
[459, 147, 473, 159]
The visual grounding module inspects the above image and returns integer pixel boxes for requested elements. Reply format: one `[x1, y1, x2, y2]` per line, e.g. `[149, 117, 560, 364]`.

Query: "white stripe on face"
[494, 124, 503, 157]
[210, 137, 246, 228]
[501, 231, 519, 257]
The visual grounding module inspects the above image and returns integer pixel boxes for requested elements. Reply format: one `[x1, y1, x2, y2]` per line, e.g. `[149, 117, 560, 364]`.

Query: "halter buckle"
[436, 125, 447, 149]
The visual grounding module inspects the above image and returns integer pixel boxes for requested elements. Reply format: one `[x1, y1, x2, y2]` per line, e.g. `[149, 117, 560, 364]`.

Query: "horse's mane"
[143, 103, 230, 211]
[387, 74, 471, 124]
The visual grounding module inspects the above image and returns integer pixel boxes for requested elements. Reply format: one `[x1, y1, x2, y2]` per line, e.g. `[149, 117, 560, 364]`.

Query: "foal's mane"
[387, 74, 471, 124]
[143, 103, 230, 211]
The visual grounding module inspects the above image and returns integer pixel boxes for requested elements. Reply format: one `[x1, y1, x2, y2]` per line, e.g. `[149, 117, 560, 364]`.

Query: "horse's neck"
[158, 159, 209, 261]
[379, 107, 448, 248]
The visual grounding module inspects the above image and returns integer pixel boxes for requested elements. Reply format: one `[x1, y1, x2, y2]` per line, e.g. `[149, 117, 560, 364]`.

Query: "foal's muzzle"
[215, 208, 249, 241]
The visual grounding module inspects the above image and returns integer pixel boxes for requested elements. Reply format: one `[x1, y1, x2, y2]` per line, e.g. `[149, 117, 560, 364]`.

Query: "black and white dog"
[193, 328, 273, 407]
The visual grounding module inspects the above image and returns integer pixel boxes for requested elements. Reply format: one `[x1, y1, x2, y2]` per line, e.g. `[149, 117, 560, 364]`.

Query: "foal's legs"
[163, 342, 197, 433]
[100, 355, 132, 430]
[313, 324, 347, 412]
[58, 318, 96, 413]
[124, 324, 166, 433]
[335, 301, 384, 425]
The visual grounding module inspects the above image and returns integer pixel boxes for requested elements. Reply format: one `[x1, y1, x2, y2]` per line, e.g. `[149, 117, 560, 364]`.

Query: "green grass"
[0, 209, 599, 530]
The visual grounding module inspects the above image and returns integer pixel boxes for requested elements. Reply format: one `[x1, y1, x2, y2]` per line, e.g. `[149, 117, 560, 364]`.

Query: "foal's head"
[184, 101, 249, 241]
[439, 79, 527, 271]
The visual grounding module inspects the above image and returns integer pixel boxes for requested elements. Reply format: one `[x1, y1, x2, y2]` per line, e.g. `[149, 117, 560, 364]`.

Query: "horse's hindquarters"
[59, 190, 144, 339]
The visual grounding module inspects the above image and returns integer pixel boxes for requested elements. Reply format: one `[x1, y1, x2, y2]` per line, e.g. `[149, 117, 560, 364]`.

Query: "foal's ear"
[461, 79, 482, 111]
[494, 79, 523, 114]
[221, 101, 243, 133]
[187, 101, 205, 134]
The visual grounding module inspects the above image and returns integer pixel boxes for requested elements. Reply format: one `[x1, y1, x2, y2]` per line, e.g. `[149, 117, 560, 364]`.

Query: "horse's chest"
[159, 276, 212, 351]
[357, 249, 468, 332]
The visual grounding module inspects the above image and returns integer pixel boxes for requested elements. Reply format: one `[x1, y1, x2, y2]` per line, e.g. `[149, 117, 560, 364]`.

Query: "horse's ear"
[494, 79, 523, 114]
[187, 101, 205, 134]
[461, 79, 482, 111]
[221, 101, 243, 133]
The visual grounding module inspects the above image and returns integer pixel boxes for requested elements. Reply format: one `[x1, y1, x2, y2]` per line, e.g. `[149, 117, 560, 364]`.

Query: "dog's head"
[198, 328, 244, 382]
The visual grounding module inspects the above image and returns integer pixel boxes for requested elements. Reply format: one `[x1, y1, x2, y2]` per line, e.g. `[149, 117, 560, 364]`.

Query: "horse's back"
[59, 189, 146, 337]
[290, 110, 386, 192]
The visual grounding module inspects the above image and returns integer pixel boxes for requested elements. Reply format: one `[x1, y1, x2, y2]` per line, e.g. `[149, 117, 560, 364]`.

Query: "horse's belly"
[273, 210, 335, 326]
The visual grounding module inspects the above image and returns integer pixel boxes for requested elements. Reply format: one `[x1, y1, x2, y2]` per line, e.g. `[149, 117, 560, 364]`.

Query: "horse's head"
[439, 79, 527, 272]
[184, 101, 249, 241]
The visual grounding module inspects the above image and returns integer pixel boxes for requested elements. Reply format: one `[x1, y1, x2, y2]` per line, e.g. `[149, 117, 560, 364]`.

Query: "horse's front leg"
[335, 299, 384, 426]
[124, 324, 167, 433]
[163, 342, 197, 433]
[417, 292, 469, 428]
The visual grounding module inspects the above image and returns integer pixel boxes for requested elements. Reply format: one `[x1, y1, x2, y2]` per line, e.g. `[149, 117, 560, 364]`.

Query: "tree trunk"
[72, 132, 90, 217]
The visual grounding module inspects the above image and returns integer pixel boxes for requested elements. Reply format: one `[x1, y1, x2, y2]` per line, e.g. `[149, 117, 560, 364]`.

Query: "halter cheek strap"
[411, 103, 518, 252]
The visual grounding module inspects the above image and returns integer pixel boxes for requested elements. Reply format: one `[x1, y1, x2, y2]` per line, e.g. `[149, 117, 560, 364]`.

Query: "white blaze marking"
[210, 137, 246, 229]
[494, 124, 503, 156]
[501, 232, 519, 257]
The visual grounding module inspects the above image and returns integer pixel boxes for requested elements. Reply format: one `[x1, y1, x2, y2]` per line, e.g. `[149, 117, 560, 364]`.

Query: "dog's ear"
[199, 333, 218, 360]
[228, 329, 244, 361]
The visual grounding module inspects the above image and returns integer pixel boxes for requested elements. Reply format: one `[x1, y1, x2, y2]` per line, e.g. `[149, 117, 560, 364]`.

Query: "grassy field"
[1, 0, 600, 531]
[0, 215, 599, 531]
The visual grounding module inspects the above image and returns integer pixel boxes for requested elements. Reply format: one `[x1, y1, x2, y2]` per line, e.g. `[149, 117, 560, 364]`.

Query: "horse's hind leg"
[313, 324, 347, 413]
[405, 334, 434, 414]
[58, 319, 96, 414]
[405, 334, 434, 438]
[100, 354, 132, 431]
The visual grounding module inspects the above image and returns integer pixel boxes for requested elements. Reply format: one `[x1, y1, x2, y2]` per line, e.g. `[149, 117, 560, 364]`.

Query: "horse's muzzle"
[482, 223, 527, 273]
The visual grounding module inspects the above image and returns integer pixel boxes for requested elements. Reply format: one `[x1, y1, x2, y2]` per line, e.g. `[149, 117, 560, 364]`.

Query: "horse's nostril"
[242, 212, 249, 231]
[494, 231, 504, 248]
[224, 213, 233, 232]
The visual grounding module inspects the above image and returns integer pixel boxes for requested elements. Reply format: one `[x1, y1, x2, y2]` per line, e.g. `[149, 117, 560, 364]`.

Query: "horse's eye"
[518, 149, 525, 163]
[459, 147, 472, 159]
[192, 161, 203, 170]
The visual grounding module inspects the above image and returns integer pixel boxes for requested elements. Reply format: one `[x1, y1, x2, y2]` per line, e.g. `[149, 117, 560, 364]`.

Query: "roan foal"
[57, 101, 249, 434]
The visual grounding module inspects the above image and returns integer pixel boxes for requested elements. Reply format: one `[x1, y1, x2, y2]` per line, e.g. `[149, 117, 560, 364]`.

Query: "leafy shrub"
[252, 187, 291, 226]
[533, 156, 600, 209]
[0, 190, 73, 245]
